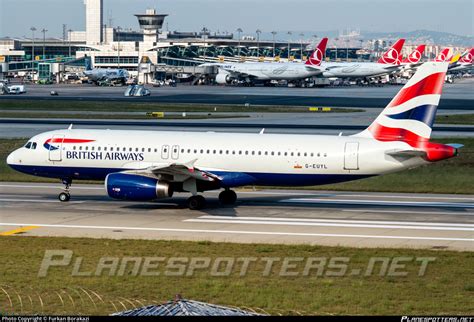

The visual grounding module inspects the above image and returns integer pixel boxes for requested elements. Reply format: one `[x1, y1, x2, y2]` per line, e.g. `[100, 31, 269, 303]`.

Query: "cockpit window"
[31, 142, 37, 149]
[25, 142, 32, 149]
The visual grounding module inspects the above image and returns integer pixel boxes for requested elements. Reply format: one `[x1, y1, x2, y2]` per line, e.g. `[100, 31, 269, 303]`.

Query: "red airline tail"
[459, 48, 474, 64]
[434, 48, 452, 62]
[305, 37, 328, 66]
[377, 39, 405, 65]
[402, 44, 426, 63]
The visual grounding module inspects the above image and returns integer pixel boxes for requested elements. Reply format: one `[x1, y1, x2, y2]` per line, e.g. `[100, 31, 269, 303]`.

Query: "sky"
[0, 0, 473, 39]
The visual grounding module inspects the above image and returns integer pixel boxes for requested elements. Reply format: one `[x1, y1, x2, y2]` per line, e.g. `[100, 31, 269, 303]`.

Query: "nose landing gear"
[58, 179, 72, 202]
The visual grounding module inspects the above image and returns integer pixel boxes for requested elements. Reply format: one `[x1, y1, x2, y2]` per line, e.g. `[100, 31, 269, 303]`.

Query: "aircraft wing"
[123, 159, 219, 183]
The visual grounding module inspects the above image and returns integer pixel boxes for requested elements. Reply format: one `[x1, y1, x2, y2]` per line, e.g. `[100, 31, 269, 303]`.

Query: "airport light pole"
[236, 28, 243, 57]
[116, 26, 121, 68]
[271, 31, 277, 58]
[68, 29, 73, 57]
[41, 28, 47, 60]
[287, 31, 292, 61]
[256, 29, 261, 58]
[345, 38, 350, 60]
[30, 27, 36, 77]
[299, 32, 304, 61]
[334, 37, 339, 60]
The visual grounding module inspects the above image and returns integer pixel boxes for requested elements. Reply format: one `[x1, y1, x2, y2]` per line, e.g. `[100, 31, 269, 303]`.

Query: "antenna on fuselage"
[68, 124, 73, 130]
[259, 128, 265, 134]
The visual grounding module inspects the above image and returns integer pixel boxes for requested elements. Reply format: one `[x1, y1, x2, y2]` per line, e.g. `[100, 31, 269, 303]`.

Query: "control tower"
[84, 0, 103, 45]
[135, 9, 168, 43]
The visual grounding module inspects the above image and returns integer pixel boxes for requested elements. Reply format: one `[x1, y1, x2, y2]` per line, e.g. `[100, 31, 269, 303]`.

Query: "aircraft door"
[48, 135, 64, 162]
[171, 145, 179, 160]
[344, 142, 359, 170]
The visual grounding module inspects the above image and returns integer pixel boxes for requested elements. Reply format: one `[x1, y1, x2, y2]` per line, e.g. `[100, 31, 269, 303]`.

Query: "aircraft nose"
[6, 150, 17, 165]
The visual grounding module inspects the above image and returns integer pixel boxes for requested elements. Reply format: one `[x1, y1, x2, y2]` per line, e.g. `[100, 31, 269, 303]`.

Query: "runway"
[1, 182, 472, 250]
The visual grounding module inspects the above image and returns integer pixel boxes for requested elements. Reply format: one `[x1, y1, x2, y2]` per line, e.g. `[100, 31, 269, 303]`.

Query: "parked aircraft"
[83, 57, 129, 85]
[320, 39, 406, 79]
[205, 38, 328, 85]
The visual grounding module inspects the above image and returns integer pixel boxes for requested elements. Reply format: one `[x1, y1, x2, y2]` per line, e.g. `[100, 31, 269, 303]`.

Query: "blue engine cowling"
[105, 173, 173, 201]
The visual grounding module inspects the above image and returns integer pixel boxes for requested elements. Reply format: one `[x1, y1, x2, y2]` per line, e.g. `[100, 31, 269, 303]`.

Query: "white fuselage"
[221, 62, 323, 81]
[7, 129, 425, 188]
[321, 62, 400, 78]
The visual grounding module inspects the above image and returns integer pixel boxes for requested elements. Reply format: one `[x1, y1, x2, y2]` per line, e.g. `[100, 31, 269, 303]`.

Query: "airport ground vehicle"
[124, 85, 151, 97]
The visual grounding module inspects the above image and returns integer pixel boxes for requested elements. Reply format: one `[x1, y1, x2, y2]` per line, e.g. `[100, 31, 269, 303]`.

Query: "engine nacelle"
[105, 173, 173, 201]
[215, 73, 232, 85]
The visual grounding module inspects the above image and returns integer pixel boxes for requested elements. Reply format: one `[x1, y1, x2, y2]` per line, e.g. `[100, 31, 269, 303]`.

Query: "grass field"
[0, 236, 472, 315]
[0, 99, 362, 114]
[1, 137, 473, 194]
[436, 113, 474, 125]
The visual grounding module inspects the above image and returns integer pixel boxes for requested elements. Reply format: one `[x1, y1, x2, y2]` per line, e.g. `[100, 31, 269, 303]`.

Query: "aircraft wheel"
[219, 190, 237, 205]
[59, 192, 70, 202]
[188, 195, 206, 210]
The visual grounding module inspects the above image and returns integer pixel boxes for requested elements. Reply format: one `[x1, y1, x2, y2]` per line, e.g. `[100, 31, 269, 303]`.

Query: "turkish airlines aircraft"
[7, 62, 461, 210]
[449, 48, 474, 72]
[320, 39, 406, 78]
[401, 45, 426, 64]
[208, 38, 328, 85]
[433, 48, 453, 62]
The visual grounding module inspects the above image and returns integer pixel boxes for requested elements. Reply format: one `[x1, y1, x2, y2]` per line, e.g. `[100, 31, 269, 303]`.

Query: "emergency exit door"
[344, 142, 359, 170]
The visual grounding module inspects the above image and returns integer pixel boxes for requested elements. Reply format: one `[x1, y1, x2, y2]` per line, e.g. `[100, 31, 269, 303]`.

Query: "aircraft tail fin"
[434, 48, 451, 62]
[305, 37, 328, 66]
[354, 62, 457, 161]
[377, 39, 405, 65]
[402, 44, 425, 63]
[459, 48, 474, 64]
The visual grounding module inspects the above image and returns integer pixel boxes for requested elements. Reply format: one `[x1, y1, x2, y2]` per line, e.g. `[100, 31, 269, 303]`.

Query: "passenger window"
[200, 149, 204, 154]
[154, 148, 158, 153]
[79, 146, 82, 151]
[104, 147, 108, 151]
[304, 153, 307, 157]
[284, 152, 287, 156]
[98, 147, 101, 151]
[264, 152, 268, 156]
[142, 148, 145, 152]
[258, 151, 261, 155]
[310, 153, 314, 157]
[297, 153, 300, 157]
[271, 152, 274, 156]
[291, 152, 294, 156]
[181, 149, 185, 153]
[123, 147, 126, 152]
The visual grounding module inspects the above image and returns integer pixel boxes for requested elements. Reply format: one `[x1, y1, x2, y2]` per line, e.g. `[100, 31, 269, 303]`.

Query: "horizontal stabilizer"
[446, 143, 464, 149]
[386, 149, 426, 158]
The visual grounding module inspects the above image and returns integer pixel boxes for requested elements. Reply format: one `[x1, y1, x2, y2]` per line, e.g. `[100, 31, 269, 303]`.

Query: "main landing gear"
[58, 179, 72, 202]
[186, 189, 237, 210]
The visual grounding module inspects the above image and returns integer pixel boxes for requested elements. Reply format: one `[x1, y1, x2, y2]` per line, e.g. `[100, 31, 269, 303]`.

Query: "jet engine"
[105, 173, 173, 201]
[215, 73, 232, 85]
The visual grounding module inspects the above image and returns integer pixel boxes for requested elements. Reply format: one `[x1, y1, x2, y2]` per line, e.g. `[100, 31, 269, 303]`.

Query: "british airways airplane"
[7, 62, 461, 210]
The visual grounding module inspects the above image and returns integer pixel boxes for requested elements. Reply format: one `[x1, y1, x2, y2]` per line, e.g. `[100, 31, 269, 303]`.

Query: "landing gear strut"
[219, 189, 237, 205]
[187, 195, 206, 210]
[58, 179, 72, 202]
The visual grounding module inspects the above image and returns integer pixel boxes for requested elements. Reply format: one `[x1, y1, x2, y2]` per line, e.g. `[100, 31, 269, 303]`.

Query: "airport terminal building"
[0, 0, 468, 83]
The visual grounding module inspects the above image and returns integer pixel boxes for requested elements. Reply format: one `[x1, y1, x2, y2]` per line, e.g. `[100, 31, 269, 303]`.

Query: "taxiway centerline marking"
[0, 226, 40, 236]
